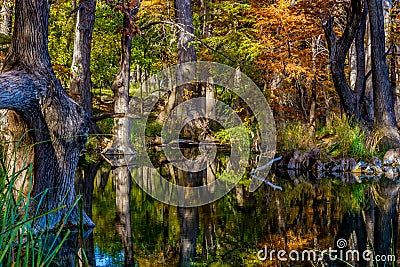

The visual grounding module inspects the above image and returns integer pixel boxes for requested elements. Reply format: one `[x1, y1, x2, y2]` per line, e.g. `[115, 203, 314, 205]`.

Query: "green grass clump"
[327, 115, 382, 160]
[276, 115, 382, 160]
[277, 121, 315, 152]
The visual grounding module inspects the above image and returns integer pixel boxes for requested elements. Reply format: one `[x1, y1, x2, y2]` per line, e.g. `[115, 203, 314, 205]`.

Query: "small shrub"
[97, 118, 114, 134]
[145, 120, 163, 137]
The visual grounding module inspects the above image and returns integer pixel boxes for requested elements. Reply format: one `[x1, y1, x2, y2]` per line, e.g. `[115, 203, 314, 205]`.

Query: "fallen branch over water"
[251, 156, 283, 190]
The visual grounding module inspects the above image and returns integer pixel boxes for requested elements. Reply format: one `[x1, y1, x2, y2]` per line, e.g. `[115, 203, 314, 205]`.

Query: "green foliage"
[131, 119, 165, 148]
[48, 1, 122, 88]
[97, 118, 114, 135]
[48, 0, 75, 85]
[0, 150, 85, 266]
[215, 125, 251, 144]
[331, 181, 367, 212]
[145, 120, 163, 138]
[277, 121, 315, 152]
[91, 1, 122, 88]
[276, 116, 383, 159]
[196, 1, 262, 80]
[0, 33, 11, 54]
[327, 115, 382, 160]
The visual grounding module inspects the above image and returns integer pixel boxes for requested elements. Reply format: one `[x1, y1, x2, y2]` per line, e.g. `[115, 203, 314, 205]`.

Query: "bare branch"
[91, 112, 141, 122]
[140, 20, 237, 64]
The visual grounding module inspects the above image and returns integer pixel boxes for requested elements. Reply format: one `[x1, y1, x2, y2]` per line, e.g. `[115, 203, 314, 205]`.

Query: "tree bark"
[69, 0, 96, 115]
[0, 0, 12, 155]
[0, 0, 12, 36]
[367, 0, 400, 145]
[74, 160, 102, 266]
[364, 13, 374, 121]
[107, 2, 140, 156]
[0, 0, 94, 229]
[323, 0, 367, 121]
[200, 0, 212, 38]
[157, 0, 198, 124]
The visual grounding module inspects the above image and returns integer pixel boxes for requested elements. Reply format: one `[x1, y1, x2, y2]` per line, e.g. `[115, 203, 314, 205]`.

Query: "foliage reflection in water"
[74, 149, 400, 267]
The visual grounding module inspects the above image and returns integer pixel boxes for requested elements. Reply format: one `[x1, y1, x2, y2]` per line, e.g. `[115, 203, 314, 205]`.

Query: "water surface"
[75, 149, 400, 266]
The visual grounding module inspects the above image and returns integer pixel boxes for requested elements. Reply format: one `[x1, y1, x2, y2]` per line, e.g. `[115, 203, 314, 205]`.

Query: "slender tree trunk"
[349, 42, 357, 89]
[0, 0, 12, 36]
[75, 160, 102, 267]
[107, 3, 140, 156]
[178, 206, 199, 266]
[0, 0, 12, 150]
[365, 14, 374, 120]
[0, 0, 94, 229]
[70, 0, 96, 115]
[330, 212, 368, 266]
[367, 0, 400, 145]
[373, 183, 399, 267]
[354, 2, 368, 121]
[157, 0, 198, 124]
[178, 168, 201, 266]
[200, 0, 212, 38]
[201, 0, 215, 126]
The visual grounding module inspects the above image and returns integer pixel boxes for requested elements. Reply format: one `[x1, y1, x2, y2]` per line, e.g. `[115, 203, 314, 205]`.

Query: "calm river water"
[74, 148, 400, 267]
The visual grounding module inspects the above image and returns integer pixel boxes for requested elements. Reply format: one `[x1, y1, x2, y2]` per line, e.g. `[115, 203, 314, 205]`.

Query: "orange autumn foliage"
[253, 0, 339, 123]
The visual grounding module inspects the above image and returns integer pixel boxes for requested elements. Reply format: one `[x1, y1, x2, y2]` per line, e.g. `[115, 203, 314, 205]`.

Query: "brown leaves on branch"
[253, 0, 339, 122]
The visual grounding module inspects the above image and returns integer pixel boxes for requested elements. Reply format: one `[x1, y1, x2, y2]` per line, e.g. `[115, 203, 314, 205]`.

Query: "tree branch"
[91, 112, 141, 122]
[0, 71, 37, 113]
[140, 20, 237, 64]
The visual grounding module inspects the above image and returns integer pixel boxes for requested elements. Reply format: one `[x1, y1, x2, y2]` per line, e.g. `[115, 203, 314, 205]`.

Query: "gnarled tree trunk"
[0, 0, 94, 229]
[323, 0, 367, 121]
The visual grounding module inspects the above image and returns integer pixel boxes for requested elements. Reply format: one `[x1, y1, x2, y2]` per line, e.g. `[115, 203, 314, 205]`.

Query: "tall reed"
[0, 141, 86, 266]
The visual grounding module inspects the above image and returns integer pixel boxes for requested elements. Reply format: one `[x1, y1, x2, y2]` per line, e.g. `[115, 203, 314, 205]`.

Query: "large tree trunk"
[0, 0, 94, 229]
[367, 0, 400, 145]
[69, 0, 96, 115]
[323, 0, 367, 121]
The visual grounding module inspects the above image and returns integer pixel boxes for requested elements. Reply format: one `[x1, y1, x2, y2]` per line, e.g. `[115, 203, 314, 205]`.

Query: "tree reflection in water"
[112, 165, 135, 267]
[72, 150, 400, 267]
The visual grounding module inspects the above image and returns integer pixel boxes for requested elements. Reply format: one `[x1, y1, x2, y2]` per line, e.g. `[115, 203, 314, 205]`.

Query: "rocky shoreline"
[275, 148, 400, 180]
